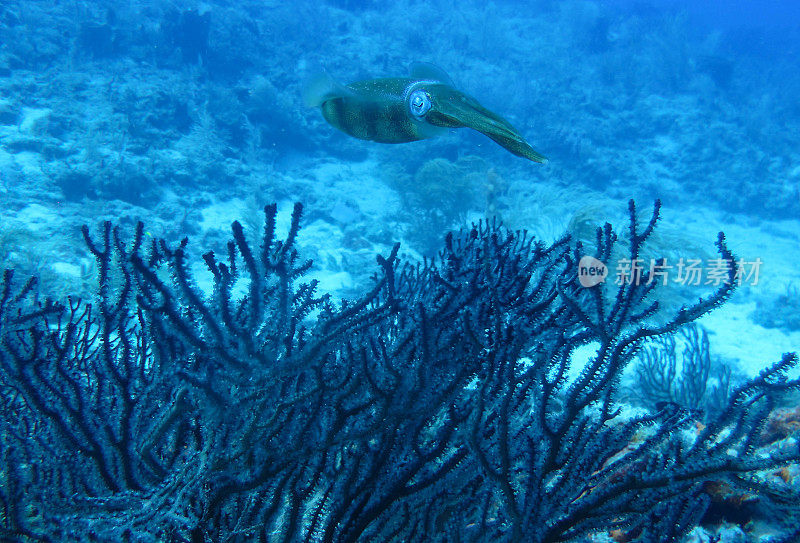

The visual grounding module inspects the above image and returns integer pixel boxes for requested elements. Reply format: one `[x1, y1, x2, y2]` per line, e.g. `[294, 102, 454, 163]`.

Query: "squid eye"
[408, 90, 432, 119]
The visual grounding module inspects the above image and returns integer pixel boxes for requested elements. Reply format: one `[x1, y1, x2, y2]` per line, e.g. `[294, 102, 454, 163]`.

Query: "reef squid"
[304, 63, 546, 163]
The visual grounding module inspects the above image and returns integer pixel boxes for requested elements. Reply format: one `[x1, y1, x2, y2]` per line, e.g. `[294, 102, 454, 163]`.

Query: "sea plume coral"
[0, 200, 798, 542]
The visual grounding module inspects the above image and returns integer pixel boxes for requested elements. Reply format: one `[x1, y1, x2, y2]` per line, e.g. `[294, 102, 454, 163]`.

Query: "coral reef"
[632, 323, 733, 416]
[752, 284, 800, 333]
[1, 201, 798, 541]
[760, 405, 800, 446]
[387, 156, 485, 255]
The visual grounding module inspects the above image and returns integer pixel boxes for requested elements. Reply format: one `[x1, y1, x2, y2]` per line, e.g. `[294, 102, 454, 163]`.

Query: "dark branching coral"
[1, 201, 798, 542]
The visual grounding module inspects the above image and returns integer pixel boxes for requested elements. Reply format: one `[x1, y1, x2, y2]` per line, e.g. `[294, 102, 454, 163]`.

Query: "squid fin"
[302, 71, 352, 108]
[409, 62, 455, 86]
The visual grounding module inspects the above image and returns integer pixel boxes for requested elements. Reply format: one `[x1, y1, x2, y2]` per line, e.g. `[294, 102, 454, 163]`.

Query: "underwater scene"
[1, 0, 799, 541]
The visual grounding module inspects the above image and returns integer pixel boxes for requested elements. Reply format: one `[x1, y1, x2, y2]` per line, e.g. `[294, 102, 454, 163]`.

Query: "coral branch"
[1, 201, 797, 542]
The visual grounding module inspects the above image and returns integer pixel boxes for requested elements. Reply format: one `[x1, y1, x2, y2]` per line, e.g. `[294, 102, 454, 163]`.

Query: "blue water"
[666, 0, 800, 30]
[0, 0, 797, 347]
[0, 1, 799, 538]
